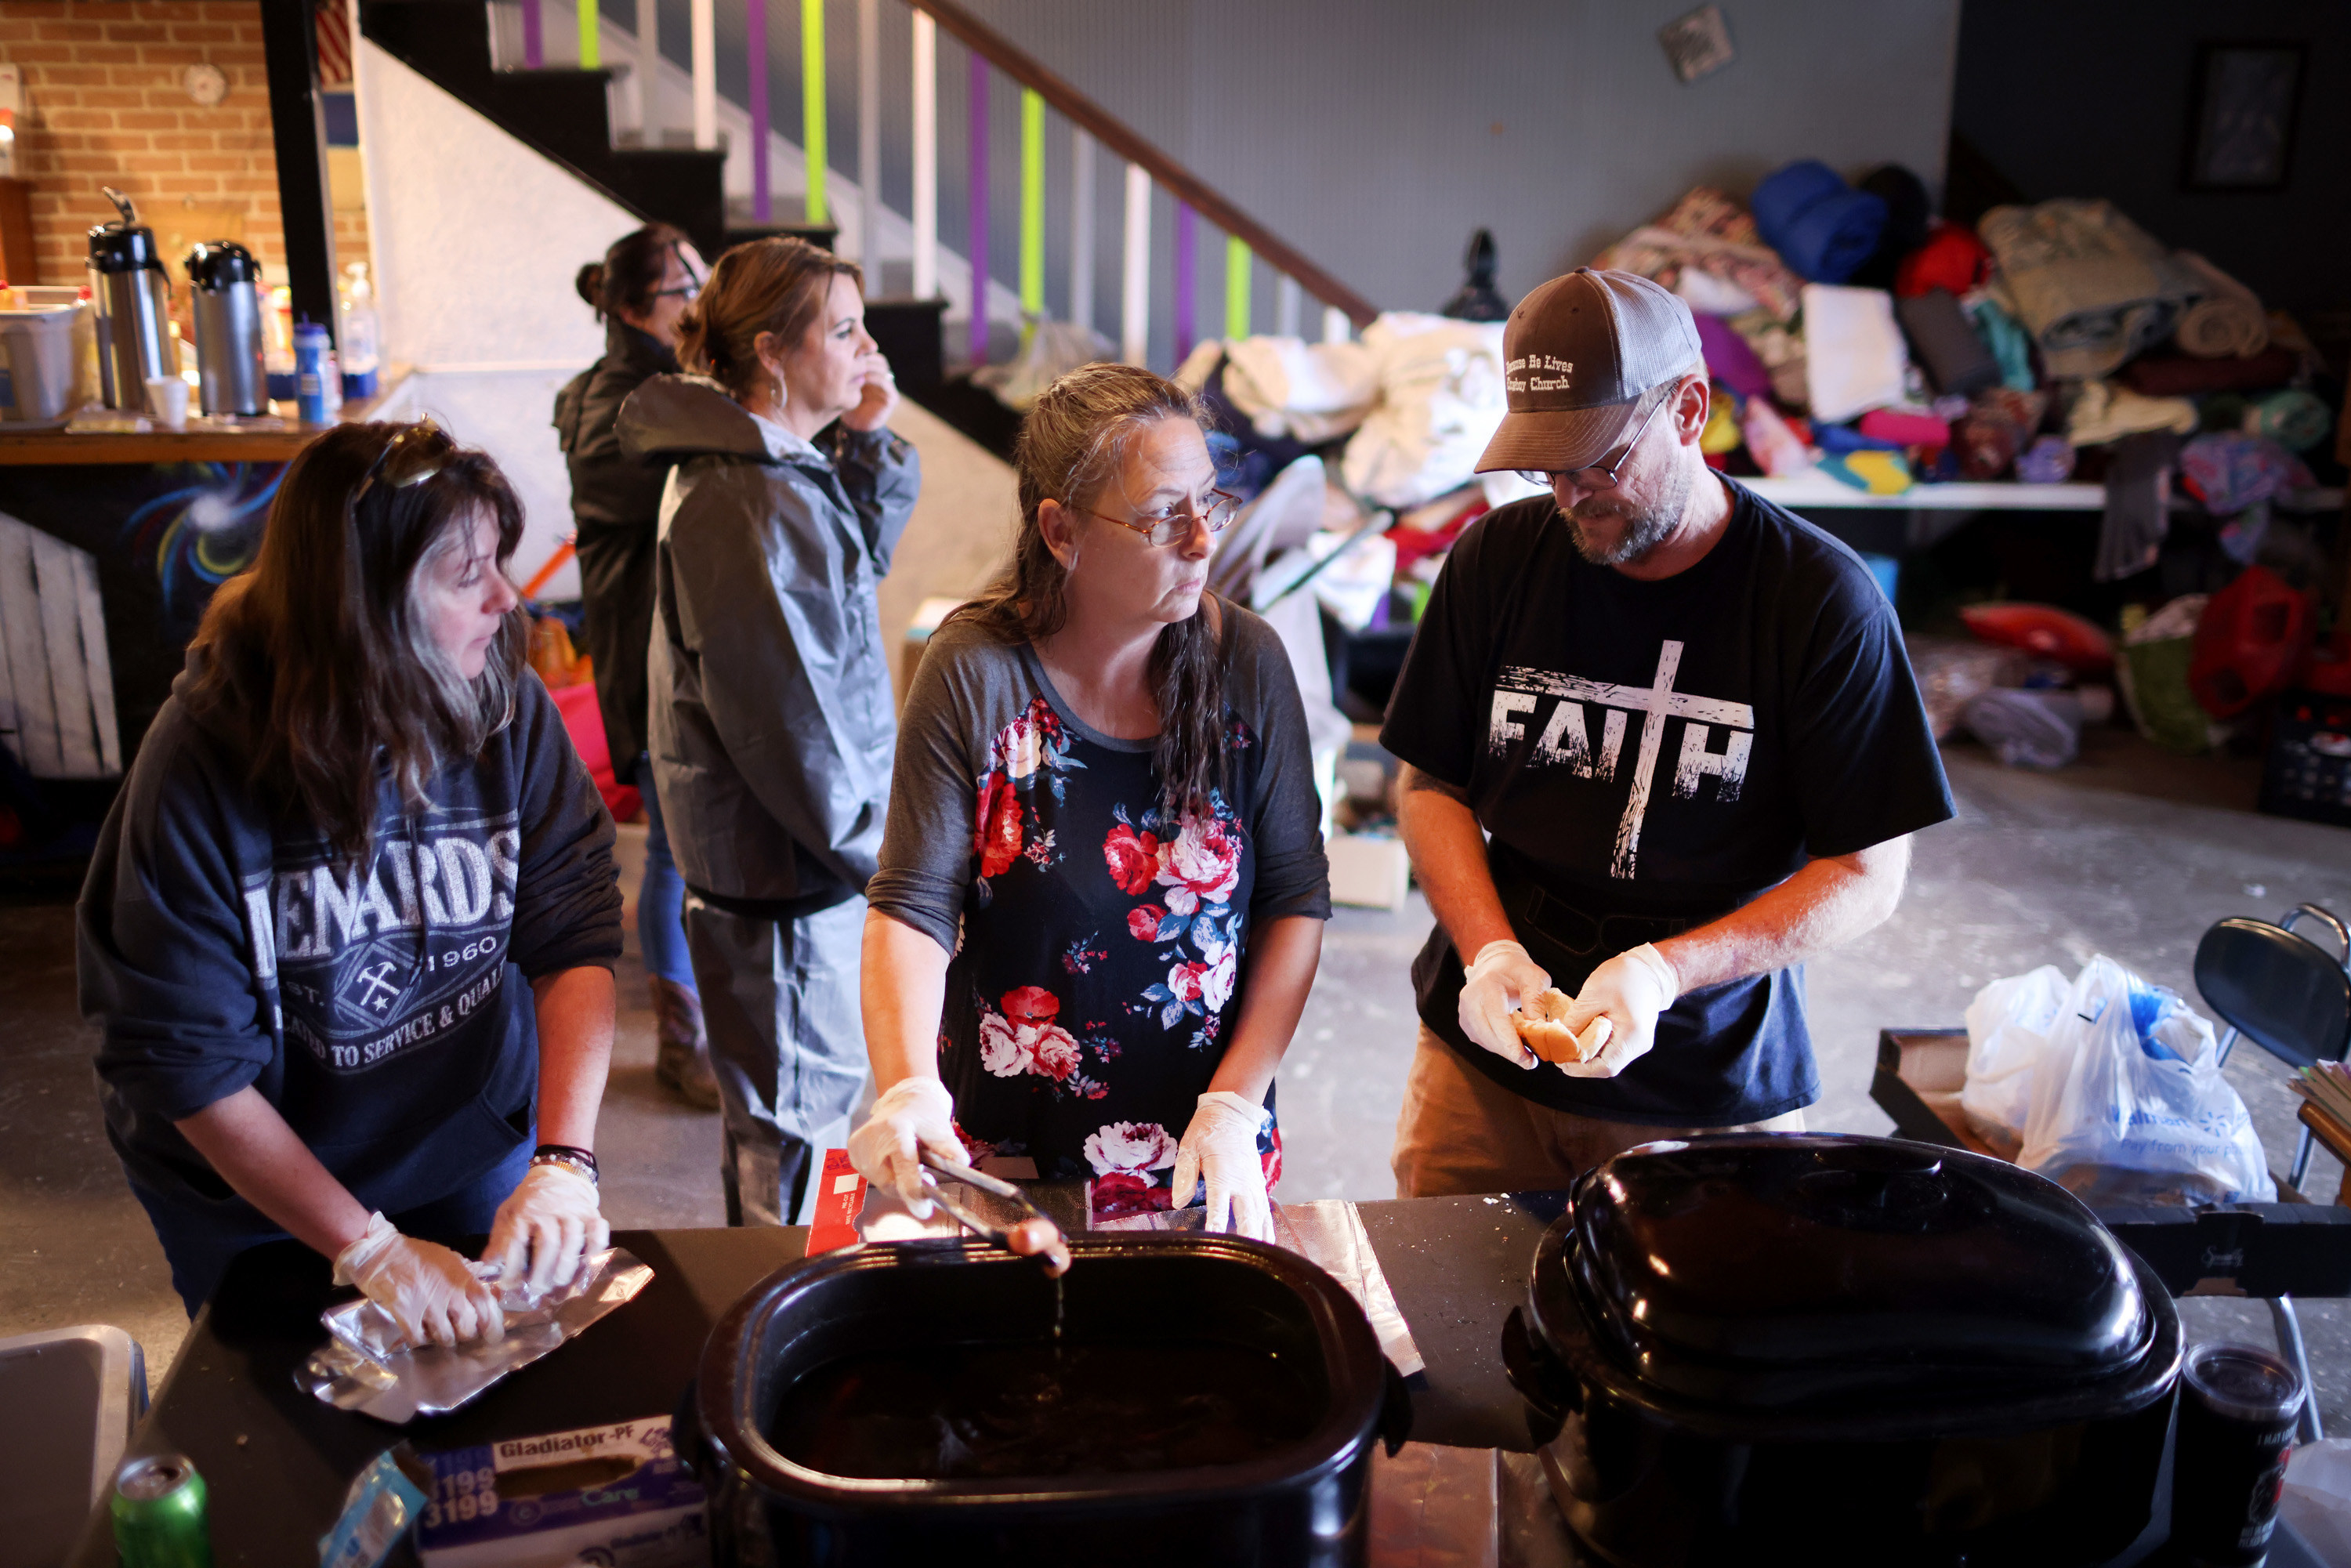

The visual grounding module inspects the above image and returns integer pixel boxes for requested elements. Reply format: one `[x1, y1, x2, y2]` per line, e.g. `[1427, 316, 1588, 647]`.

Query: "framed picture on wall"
[2183, 41, 2306, 190]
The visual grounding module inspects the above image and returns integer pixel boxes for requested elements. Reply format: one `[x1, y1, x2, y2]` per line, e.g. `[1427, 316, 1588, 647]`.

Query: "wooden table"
[2298, 1101, 2351, 1206]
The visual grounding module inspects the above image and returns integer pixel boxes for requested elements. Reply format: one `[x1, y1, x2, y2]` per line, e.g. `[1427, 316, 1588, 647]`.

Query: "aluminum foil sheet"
[295, 1249, 653, 1423]
[1094, 1199, 1426, 1377]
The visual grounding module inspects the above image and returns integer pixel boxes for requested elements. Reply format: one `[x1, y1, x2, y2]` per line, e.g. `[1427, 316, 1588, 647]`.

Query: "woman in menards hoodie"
[79, 421, 625, 1345]
[618, 235, 917, 1227]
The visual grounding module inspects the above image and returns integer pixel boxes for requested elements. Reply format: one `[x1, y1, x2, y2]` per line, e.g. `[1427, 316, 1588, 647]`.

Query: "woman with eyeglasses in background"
[617, 235, 915, 1229]
[80, 421, 625, 1342]
[556, 223, 717, 1110]
[847, 364, 1328, 1240]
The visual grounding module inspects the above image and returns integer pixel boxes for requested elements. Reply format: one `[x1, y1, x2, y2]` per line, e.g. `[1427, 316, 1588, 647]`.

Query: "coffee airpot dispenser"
[86, 186, 179, 413]
[184, 241, 267, 417]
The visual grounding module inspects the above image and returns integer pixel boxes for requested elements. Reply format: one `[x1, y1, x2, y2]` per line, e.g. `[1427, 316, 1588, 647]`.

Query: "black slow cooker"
[691, 1233, 1407, 1567]
[1502, 1133, 2182, 1566]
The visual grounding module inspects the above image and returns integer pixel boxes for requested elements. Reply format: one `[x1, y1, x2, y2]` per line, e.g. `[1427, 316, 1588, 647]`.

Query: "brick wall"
[0, 0, 368, 288]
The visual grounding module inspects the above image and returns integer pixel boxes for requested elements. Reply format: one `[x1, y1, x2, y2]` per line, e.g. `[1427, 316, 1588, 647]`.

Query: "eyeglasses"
[1077, 489, 1241, 548]
[349, 418, 453, 527]
[1513, 393, 1668, 492]
[647, 244, 703, 302]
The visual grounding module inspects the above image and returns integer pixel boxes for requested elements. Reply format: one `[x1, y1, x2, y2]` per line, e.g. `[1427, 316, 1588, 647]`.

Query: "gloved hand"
[1557, 943, 1679, 1079]
[487, 1164, 610, 1292]
[1458, 940, 1551, 1070]
[847, 1077, 965, 1219]
[1170, 1091, 1273, 1242]
[333, 1211, 504, 1347]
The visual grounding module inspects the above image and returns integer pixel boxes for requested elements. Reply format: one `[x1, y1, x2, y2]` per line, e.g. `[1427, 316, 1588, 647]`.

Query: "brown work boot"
[650, 976, 720, 1110]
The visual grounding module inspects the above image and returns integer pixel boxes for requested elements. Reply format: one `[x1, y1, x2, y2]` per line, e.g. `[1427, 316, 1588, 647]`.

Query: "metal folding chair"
[2197, 901, 2351, 1444]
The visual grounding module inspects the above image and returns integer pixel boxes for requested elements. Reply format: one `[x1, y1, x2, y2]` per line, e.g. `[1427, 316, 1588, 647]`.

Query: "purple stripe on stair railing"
[969, 53, 989, 368]
[748, 0, 770, 221]
[1173, 202, 1196, 365]
[520, 0, 543, 67]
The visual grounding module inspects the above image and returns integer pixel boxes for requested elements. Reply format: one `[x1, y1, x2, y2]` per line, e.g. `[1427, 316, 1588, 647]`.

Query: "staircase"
[356, 0, 1374, 430]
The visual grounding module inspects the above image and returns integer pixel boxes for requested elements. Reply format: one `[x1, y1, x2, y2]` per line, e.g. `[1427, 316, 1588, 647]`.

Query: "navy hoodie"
[78, 657, 622, 1224]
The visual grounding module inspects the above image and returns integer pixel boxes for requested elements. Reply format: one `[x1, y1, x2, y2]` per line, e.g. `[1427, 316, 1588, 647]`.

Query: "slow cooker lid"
[1568, 1135, 2153, 1409]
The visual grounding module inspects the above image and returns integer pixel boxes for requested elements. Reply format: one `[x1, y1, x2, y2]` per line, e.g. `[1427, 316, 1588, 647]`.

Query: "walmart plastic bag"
[2016, 954, 2274, 1204]
[1958, 965, 2071, 1157]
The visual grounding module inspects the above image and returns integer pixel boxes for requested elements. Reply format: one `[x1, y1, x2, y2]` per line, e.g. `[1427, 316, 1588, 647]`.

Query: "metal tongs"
[918, 1148, 1071, 1273]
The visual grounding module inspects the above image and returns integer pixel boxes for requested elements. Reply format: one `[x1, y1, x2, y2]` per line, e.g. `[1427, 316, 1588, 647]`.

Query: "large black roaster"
[1504, 1133, 2183, 1566]
[690, 1232, 1408, 1567]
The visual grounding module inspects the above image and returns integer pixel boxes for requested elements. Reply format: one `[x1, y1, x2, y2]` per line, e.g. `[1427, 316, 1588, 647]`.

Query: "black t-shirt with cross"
[1379, 477, 1953, 1125]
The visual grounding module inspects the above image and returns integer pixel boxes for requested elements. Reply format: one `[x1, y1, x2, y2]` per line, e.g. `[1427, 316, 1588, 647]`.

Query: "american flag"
[313, 0, 353, 87]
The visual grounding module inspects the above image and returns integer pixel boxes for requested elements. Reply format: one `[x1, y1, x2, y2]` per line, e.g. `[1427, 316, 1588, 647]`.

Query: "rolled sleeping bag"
[2172, 252, 2268, 360]
[1752, 160, 1889, 284]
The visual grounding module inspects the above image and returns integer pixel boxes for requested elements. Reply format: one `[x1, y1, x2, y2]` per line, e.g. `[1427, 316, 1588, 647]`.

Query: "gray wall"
[1952, 0, 2349, 317]
[634, 0, 1962, 359]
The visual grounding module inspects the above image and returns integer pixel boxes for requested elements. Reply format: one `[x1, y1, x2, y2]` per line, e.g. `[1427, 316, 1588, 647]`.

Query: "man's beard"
[1559, 462, 1692, 566]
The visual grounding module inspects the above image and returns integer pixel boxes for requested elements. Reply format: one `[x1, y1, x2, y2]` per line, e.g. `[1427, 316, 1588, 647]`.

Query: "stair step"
[864, 297, 946, 395]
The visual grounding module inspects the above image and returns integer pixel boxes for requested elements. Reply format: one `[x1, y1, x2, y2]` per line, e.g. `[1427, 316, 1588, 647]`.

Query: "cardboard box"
[415, 1416, 707, 1568]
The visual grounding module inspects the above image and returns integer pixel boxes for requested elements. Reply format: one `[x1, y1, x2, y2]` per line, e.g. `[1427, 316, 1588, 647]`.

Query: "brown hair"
[184, 422, 528, 864]
[953, 362, 1230, 817]
[676, 236, 861, 396]
[574, 222, 690, 324]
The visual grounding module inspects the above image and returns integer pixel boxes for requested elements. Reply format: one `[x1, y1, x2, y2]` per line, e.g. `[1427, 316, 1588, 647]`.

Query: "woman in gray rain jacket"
[617, 236, 918, 1226]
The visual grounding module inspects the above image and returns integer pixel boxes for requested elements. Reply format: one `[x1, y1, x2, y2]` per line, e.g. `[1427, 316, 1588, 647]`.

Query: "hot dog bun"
[1512, 987, 1600, 1064]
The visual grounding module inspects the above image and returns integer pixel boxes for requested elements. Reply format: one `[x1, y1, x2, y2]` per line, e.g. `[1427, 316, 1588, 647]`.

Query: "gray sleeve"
[1232, 609, 1332, 926]
[829, 424, 921, 578]
[867, 621, 995, 953]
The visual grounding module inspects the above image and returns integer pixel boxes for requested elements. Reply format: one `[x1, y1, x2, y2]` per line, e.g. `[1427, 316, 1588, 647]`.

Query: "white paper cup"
[144, 375, 190, 430]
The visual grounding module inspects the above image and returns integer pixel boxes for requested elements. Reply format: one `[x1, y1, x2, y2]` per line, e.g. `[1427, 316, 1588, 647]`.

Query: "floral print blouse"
[867, 606, 1331, 1217]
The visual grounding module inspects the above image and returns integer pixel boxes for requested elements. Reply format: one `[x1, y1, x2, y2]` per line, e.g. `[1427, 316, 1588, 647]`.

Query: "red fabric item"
[2120, 347, 2301, 397]
[2190, 565, 2314, 719]
[550, 679, 643, 822]
[1389, 499, 1488, 573]
[1896, 222, 1992, 299]
[1857, 408, 1951, 447]
[1959, 602, 2114, 673]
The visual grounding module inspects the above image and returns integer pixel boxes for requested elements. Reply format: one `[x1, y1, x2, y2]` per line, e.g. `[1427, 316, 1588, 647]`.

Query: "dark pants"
[683, 895, 868, 1226]
[131, 1139, 534, 1316]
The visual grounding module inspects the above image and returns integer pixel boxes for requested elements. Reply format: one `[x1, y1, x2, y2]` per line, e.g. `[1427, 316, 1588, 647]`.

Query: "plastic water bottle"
[338, 263, 380, 401]
[292, 317, 331, 425]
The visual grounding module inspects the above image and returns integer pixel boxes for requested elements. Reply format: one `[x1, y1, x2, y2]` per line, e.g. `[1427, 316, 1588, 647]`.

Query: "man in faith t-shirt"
[1380, 268, 1954, 1197]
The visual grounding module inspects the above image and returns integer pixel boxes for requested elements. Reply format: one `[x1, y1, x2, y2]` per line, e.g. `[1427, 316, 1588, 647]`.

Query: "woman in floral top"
[849, 364, 1330, 1239]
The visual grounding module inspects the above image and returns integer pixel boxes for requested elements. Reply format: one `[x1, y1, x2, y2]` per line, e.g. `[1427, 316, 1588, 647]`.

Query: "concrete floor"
[10, 726, 2351, 1434]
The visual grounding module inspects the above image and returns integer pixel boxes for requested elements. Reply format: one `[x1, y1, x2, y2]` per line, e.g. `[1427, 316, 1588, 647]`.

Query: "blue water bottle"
[292, 317, 331, 425]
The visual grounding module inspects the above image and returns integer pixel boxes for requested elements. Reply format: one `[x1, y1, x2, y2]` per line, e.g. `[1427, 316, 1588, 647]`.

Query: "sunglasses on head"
[348, 418, 454, 527]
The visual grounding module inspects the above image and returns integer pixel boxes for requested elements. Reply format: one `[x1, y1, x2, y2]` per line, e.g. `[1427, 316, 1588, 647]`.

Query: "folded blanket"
[1592, 186, 1805, 322]
[2172, 252, 2269, 359]
[1802, 284, 1911, 424]
[1753, 161, 1889, 284]
[1977, 201, 2204, 379]
[2068, 380, 2199, 447]
[2119, 346, 2298, 397]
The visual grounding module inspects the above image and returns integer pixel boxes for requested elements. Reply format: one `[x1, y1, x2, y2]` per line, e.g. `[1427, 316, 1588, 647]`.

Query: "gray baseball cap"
[1475, 268, 1704, 474]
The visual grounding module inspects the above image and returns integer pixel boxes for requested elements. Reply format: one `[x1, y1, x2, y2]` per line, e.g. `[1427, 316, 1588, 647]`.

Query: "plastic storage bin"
[0, 287, 96, 426]
[0, 1324, 149, 1568]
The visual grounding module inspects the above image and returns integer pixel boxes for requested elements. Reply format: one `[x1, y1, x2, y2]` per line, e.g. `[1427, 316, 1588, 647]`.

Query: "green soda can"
[110, 1454, 214, 1568]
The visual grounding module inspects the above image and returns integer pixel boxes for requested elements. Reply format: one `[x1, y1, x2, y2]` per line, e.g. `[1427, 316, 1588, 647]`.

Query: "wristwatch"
[531, 1143, 599, 1186]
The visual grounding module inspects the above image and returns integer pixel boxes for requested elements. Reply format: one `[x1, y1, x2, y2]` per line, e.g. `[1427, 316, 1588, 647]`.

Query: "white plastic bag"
[2016, 954, 2275, 1205]
[1958, 965, 2071, 1155]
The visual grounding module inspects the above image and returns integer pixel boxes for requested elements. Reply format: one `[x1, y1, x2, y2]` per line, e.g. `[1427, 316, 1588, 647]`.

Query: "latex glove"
[847, 1077, 965, 1219]
[1170, 1091, 1273, 1242]
[333, 1212, 504, 1348]
[1557, 943, 1679, 1079]
[1458, 940, 1551, 1070]
[487, 1164, 610, 1293]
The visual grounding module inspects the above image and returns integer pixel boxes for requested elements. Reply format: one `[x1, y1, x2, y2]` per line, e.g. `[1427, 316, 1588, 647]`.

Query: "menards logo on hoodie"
[237, 809, 522, 1073]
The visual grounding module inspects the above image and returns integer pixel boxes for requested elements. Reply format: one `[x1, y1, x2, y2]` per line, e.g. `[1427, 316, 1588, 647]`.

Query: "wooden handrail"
[901, 0, 1378, 329]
